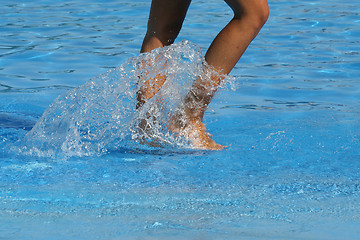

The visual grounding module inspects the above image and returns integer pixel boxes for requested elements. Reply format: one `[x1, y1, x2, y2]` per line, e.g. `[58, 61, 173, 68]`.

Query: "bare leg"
[141, 0, 191, 52]
[170, 0, 269, 149]
[138, 0, 269, 150]
[206, 0, 270, 74]
[137, 0, 191, 109]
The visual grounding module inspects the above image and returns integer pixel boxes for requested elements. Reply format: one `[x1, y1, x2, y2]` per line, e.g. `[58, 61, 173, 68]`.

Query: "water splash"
[19, 41, 233, 157]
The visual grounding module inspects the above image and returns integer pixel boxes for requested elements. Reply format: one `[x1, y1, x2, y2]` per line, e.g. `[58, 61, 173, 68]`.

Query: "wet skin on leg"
[139, 0, 269, 150]
[136, 0, 191, 109]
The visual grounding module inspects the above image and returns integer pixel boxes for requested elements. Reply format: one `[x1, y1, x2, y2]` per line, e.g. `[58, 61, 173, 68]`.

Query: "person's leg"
[206, 0, 269, 74]
[137, 0, 191, 109]
[141, 0, 191, 53]
[170, 0, 269, 149]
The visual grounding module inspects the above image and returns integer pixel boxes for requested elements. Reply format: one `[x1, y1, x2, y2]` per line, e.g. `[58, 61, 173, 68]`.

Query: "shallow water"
[1, 0, 360, 239]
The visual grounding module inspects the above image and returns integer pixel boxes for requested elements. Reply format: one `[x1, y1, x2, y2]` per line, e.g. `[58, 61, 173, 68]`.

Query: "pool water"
[1, 0, 360, 239]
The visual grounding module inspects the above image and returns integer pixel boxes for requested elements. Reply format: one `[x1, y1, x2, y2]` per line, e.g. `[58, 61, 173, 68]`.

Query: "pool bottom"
[1, 165, 359, 240]
[1, 208, 359, 240]
[1, 91, 359, 240]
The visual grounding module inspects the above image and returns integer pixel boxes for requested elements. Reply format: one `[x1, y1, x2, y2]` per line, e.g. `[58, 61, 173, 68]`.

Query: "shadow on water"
[109, 146, 205, 156]
[0, 113, 35, 131]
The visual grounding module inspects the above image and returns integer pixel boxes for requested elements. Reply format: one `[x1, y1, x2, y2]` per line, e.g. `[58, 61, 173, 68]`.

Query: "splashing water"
[19, 41, 233, 157]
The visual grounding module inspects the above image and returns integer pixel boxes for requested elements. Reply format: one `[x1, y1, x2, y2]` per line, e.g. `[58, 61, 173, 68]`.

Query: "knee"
[255, 1, 270, 27]
[229, 0, 269, 28]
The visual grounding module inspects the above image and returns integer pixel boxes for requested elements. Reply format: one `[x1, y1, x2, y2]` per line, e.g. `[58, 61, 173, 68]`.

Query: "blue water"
[1, 0, 360, 239]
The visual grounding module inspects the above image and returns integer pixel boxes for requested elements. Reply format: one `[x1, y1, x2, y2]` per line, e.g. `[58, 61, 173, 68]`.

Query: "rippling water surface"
[1, 0, 360, 239]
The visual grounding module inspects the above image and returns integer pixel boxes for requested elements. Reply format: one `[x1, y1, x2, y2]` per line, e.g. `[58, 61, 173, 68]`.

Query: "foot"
[168, 112, 226, 150]
[136, 117, 163, 148]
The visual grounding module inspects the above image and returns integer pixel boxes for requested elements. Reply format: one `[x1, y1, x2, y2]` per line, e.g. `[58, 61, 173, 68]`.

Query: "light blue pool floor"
[1, 0, 360, 239]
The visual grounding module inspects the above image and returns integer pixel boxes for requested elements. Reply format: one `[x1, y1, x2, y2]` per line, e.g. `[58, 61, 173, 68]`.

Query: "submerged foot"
[136, 117, 163, 148]
[168, 113, 226, 150]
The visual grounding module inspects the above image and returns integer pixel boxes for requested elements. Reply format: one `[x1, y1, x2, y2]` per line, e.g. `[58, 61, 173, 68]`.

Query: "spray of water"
[20, 41, 235, 157]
